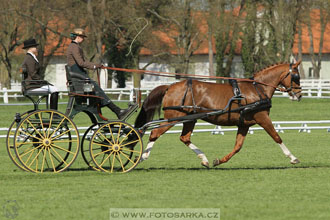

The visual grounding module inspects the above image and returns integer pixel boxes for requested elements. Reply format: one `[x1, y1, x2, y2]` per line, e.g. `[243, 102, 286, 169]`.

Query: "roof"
[17, 9, 330, 57]
[292, 9, 330, 54]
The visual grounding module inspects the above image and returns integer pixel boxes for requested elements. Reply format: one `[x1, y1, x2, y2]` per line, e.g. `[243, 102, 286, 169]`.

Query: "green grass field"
[1, 97, 330, 220]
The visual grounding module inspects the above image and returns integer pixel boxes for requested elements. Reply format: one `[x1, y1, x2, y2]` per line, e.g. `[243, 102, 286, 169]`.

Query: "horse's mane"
[253, 62, 288, 77]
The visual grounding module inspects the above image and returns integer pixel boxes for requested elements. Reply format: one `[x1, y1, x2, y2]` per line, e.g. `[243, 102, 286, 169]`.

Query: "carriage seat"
[20, 68, 50, 110]
[20, 68, 50, 96]
[65, 65, 95, 94]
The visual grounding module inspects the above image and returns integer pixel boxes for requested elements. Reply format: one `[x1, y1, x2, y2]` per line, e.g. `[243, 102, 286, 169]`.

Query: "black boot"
[107, 101, 123, 118]
[107, 101, 138, 120]
[50, 92, 59, 110]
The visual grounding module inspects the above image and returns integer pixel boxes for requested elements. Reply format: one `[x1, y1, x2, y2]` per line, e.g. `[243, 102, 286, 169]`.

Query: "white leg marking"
[188, 143, 209, 163]
[279, 143, 300, 164]
[141, 141, 155, 161]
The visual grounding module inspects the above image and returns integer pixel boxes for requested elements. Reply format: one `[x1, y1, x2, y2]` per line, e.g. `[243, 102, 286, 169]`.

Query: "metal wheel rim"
[13, 110, 80, 173]
[89, 121, 143, 173]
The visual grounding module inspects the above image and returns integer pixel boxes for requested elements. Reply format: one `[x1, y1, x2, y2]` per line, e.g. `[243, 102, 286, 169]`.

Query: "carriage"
[6, 66, 143, 173]
[6, 61, 303, 173]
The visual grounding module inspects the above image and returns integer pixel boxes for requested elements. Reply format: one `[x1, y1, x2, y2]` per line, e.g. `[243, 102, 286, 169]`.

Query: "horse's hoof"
[213, 158, 221, 167]
[201, 161, 210, 169]
[290, 158, 300, 164]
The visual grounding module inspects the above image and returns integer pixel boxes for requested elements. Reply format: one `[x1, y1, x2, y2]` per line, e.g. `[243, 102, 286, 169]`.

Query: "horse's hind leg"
[140, 122, 174, 162]
[256, 113, 300, 164]
[213, 126, 249, 167]
[180, 121, 209, 168]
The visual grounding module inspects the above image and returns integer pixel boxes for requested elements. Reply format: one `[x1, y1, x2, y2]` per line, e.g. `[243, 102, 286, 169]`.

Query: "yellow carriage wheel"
[6, 112, 29, 171]
[81, 124, 100, 171]
[90, 121, 143, 173]
[14, 110, 80, 173]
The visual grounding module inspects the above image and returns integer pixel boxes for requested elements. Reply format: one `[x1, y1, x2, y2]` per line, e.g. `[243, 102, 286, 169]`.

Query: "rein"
[101, 66, 280, 90]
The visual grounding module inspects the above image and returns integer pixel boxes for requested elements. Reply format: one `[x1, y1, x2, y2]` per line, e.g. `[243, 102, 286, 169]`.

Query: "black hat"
[23, 38, 39, 49]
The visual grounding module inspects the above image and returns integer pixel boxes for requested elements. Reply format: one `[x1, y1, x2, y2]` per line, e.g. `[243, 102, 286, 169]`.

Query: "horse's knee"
[180, 135, 191, 145]
[273, 135, 282, 144]
[149, 130, 161, 142]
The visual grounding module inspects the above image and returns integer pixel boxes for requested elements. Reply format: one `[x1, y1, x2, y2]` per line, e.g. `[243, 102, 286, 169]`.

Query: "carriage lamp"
[83, 79, 94, 93]
[15, 113, 21, 123]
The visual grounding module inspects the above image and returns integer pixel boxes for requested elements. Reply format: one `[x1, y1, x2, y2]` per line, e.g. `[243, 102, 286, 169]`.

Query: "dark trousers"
[69, 65, 111, 107]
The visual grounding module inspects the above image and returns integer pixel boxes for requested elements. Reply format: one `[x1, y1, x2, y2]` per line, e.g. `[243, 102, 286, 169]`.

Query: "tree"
[241, 0, 301, 77]
[15, 0, 71, 79]
[208, 0, 245, 78]
[102, 0, 151, 88]
[303, 0, 330, 78]
[0, 2, 25, 88]
[147, 0, 205, 75]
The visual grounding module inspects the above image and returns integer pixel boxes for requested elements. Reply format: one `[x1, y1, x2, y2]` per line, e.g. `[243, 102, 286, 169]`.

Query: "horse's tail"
[134, 85, 169, 130]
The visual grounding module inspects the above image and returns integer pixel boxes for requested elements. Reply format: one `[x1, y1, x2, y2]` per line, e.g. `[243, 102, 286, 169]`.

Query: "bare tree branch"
[126, 18, 149, 56]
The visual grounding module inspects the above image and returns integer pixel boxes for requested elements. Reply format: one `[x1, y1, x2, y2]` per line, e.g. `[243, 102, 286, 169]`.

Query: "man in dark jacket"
[66, 28, 135, 119]
[21, 38, 59, 110]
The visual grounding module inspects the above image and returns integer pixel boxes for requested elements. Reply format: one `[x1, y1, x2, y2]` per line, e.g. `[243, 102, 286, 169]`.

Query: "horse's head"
[279, 61, 302, 101]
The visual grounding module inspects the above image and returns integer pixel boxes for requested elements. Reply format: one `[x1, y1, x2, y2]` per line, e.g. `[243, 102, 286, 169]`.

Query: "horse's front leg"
[140, 122, 174, 162]
[256, 113, 300, 164]
[180, 121, 209, 168]
[213, 126, 249, 167]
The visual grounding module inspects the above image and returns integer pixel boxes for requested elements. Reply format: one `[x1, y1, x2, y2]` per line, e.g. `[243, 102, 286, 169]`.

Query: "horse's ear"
[293, 60, 302, 67]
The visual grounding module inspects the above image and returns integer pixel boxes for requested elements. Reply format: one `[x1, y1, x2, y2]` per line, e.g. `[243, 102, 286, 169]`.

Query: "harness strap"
[229, 79, 242, 97]
[180, 79, 198, 113]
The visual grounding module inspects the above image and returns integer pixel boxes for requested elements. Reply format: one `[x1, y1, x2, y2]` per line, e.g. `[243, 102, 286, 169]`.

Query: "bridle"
[277, 63, 302, 95]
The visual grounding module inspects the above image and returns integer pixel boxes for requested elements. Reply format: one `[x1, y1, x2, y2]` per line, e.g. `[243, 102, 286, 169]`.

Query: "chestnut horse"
[135, 62, 302, 168]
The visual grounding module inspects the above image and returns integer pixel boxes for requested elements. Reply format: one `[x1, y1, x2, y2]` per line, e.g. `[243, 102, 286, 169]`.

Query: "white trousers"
[29, 85, 58, 94]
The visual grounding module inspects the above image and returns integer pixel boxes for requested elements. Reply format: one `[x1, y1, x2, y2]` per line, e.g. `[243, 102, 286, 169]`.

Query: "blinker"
[291, 73, 300, 84]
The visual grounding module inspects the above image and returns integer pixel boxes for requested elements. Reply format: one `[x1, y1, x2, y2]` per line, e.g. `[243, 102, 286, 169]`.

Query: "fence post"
[317, 88, 322, 97]
[129, 89, 134, 102]
[3, 88, 8, 104]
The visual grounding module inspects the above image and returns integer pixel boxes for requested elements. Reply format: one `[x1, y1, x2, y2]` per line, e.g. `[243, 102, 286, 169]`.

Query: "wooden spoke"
[28, 146, 45, 168]
[47, 112, 54, 138]
[47, 147, 56, 172]
[99, 151, 114, 167]
[119, 129, 134, 146]
[19, 144, 43, 158]
[17, 129, 43, 142]
[52, 139, 78, 143]
[91, 142, 113, 148]
[110, 152, 116, 173]
[120, 151, 135, 164]
[107, 124, 116, 145]
[120, 139, 140, 148]
[121, 147, 141, 154]
[41, 148, 47, 172]
[50, 147, 69, 166]
[51, 144, 75, 155]
[93, 148, 112, 157]
[38, 112, 47, 138]
[50, 129, 72, 141]
[116, 124, 122, 144]
[48, 117, 66, 138]
[96, 130, 113, 146]
[116, 152, 126, 172]
[26, 119, 45, 139]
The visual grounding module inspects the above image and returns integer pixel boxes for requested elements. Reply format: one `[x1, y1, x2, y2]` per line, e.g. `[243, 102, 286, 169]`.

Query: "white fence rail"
[0, 88, 151, 104]
[1, 79, 330, 104]
[1, 120, 330, 139]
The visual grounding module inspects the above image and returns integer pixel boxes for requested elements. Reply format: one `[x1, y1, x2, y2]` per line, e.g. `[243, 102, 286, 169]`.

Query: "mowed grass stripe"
[0, 97, 330, 220]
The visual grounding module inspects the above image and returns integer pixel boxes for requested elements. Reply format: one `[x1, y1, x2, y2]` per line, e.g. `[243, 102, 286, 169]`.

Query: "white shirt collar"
[27, 52, 39, 63]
